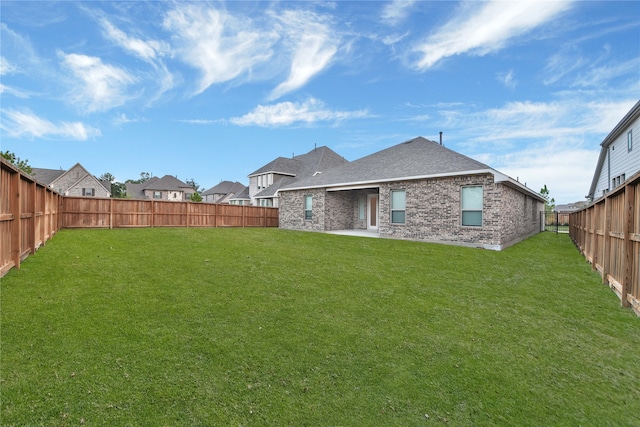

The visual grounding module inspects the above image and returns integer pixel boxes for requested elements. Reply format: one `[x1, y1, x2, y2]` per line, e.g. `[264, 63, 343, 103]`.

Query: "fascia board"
[281, 169, 495, 192]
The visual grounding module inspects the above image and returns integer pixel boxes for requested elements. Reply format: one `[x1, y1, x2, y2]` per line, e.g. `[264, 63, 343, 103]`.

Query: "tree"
[99, 172, 116, 183]
[125, 172, 153, 184]
[540, 184, 556, 212]
[186, 178, 204, 193]
[186, 178, 204, 203]
[100, 172, 126, 198]
[1, 150, 33, 174]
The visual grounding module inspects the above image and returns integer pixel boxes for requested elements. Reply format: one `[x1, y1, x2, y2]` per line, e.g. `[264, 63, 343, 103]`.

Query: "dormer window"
[257, 173, 274, 190]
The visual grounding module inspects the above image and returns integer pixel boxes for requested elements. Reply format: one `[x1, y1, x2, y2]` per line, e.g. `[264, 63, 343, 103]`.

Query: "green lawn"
[1, 228, 639, 426]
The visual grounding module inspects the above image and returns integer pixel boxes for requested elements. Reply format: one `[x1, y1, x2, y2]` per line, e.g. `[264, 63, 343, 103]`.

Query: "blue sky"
[1, 1, 638, 203]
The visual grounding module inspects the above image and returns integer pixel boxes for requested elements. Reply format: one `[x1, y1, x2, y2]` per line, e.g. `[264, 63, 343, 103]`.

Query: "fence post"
[602, 197, 611, 285]
[10, 169, 21, 270]
[622, 183, 635, 308]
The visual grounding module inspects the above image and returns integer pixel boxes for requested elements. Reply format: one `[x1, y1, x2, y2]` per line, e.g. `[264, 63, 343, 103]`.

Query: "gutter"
[278, 169, 545, 202]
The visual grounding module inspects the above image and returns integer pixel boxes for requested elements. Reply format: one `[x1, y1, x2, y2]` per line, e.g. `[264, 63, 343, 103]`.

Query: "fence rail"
[1, 158, 62, 277]
[570, 171, 640, 316]
[61, 197, 278, 228]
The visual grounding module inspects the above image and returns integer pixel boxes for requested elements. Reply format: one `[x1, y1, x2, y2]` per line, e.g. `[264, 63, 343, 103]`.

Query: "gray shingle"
[281, 137, 491, 190]
[30, 168, 65, 185]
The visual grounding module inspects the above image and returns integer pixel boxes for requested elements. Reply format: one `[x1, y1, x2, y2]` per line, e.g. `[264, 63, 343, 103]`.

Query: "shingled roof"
[281, 136, 544, 201]
[143, 175, 192, 191]
[30, 168, 65, 185]
[202, 180, 246, 196]
[251, 146, 348, 199]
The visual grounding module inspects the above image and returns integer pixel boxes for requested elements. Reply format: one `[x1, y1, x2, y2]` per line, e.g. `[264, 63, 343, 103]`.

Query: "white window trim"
[461, 185, 483, 227]
[304, 195, 313, 220]
[390, 189, 406, 224]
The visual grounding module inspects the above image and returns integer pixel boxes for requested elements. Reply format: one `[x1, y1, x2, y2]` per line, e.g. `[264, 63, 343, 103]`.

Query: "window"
[154, 191, 162, 199]
[304, 195, 313, 220]
[82, 188, 95, 197]
[390, 190, 406, 224]
[461, 186, 483, 227]
[259, 199, 273, 207]
[358, 196, 365, 220]
[628, 130, 633, 152]
[257, 174, 273, 190]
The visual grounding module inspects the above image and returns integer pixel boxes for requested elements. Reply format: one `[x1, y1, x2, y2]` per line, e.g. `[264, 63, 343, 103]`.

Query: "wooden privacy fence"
[570, 171, 640, 316]
[1, 158, 62, 277]
[61, 197, 279, 229]
[1, 157, 279, 277]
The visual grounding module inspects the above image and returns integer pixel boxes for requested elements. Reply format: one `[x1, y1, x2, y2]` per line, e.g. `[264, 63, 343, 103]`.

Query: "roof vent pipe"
[439, 131, 443, 146]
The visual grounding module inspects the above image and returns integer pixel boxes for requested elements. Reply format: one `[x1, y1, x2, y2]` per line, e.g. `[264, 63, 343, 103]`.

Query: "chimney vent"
[439, 131, 443, 146]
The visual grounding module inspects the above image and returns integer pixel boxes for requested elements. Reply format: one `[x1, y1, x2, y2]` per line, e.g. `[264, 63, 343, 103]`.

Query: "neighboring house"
[587, 100, 640, 201]
[31, 163, 111, 198]
[248, 146, 348, 207]
[201, 181, 247, 204]
[227, 186, 251, 205]
[555, 202, 588, 214]
[277, 136, 545, 251]
[125, 175, 194, 201]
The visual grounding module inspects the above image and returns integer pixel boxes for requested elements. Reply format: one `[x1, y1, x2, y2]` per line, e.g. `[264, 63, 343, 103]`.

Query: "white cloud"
[1, 56, 18, 75]
[0, 109, 101, 140]
[412, 0, 573, 70]
[436, 98, 638, 202]
[163, 4, 277, 96]
[99, 18, 174, 101]
[381, 0, 416, 26]
[269, 10, 339, 100]
[496, 69, 517, 89]
[230, 98, 368, 127]
[175, 119, 222, 125]
[571, 57, 640, 88]
[58, 51, 136, 113]
[100, 18, 169, 61]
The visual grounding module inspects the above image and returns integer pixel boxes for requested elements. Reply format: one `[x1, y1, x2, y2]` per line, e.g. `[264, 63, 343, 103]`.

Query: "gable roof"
[249, 156, 300, 177]
[31, 163, 111, 194]
[248, 146, 348, 179]
[228, 185, 250, 202]
[142, 175, 192, 191]
[587, 100, 640, 200]
[30, 168, 65, 185]
[125, 175, 192, 199]
[202, 180, 245, 196]
[280, 137, 544, 201]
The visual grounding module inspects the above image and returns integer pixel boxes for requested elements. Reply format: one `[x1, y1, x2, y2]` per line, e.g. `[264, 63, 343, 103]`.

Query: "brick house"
[125, 175, 194, 201]
[31, 163, 111, 198]
[277, 137, 545, 250]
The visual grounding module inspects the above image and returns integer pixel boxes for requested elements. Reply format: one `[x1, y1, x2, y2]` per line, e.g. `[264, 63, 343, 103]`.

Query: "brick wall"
[279, 188, 326, 232]
[377, 174, 503, 248]
[65, 175, 110, 198]
[279, 173, 542, 250]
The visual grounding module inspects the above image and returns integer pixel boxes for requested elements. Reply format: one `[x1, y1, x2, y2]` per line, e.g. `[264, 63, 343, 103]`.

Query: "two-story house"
[248, 146, 348, 207]
[587, 100, 640, 201]
[126, 175, 194, 201]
